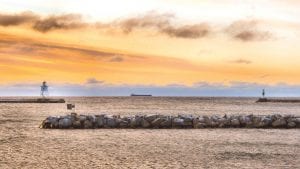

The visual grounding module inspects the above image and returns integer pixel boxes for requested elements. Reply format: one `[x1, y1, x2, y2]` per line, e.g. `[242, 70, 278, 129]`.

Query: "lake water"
[0, 97, 299, 168]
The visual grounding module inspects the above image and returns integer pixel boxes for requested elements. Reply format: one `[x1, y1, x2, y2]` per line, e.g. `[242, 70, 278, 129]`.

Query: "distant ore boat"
[0, 98, 65, 103]
[256, 98, 300, 103]
[130, 94, 152, 97]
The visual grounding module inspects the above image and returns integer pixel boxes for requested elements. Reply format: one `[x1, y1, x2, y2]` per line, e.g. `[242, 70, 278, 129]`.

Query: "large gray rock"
[287, 121, 296, 128]
[72, 120, 81, 128]
[239, 116, 251, 127]
[252, 116, 262, 128]
[87, 115, 96, 124]
[172, 118, 184, 127]
[79, 115, 87, 123]
[141, 118, 150, 128]
[151, 118, 164, 128]
[95, 115, 105, 128]
[119, 120, 129, 128]
[203, 116, 212, 127]
[130, 117, 138, 128]
[271, 114, 282, 121]
[218, 118, 230, 128]
[160, 117, 172, 128]
[231, 118, 240, 127]
[144, 114, 157, 123]
[58, 117, 72, 129]
[194, 122, 206, 128]
[106, 117, 117, 128]
[259, 117, 272, 128]
[83, 120, 93, 128]
[272, 118, 287, 128]
[198, 117, 205, 123]
[46, 116, 59, 128]
[295, 118, 300, 128]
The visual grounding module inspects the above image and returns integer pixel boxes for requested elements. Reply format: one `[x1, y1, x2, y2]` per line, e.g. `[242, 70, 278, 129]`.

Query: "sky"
[0, 0, 300, 96]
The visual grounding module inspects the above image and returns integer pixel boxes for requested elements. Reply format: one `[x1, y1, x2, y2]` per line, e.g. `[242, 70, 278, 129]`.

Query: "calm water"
[51, 97, 300, 116]
[0, 97, 299, 168]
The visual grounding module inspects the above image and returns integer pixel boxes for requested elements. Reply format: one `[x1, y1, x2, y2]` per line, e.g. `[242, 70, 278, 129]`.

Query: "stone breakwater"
[40, 113, 300, 129]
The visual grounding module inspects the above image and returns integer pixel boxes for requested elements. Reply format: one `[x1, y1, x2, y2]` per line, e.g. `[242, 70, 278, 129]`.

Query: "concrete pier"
[0, 98, 65, 103]
[40, 113, 300, 129]
[256, 98, 300, 103]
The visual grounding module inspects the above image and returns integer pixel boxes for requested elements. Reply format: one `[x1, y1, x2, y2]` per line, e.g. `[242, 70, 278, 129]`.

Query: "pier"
[0, 98, 65, 103]
[256, 98, 300, 103]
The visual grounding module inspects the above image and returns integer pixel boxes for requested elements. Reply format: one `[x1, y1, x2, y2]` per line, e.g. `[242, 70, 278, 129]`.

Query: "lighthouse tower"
[40, 81, 49, 97]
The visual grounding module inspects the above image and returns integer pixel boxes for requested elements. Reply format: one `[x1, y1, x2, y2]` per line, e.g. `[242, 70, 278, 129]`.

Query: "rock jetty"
[40, 113, 300, 129]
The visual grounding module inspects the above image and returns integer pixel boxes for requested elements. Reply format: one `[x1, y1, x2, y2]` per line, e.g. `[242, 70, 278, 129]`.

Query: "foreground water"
[0, 97, 299, 168]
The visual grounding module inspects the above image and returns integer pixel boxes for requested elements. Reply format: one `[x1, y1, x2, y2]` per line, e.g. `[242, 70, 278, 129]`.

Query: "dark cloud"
[104, 12, 210, 39]
[116, 12, 174, 33]
[162, 24, 210, 39]
[86, 78, 104, 84]
[0, 11, 274, 41]
[231, 59, 252, 64]
[226, 20, 271, 41]
[32, 14, 86, 33]
[109, 56, 124, 62]
[0, 11, 38, 26]
[0, 11, 86, 32]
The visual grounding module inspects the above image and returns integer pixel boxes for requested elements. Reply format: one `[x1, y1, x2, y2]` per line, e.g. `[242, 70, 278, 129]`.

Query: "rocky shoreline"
[40, 113, 300, 129]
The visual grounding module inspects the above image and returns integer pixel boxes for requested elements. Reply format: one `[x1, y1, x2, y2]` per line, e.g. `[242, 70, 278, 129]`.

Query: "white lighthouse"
[40, 81, 49, 97]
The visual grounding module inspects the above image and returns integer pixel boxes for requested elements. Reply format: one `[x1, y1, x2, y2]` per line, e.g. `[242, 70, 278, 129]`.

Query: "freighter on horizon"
[130, 93, 152, 97]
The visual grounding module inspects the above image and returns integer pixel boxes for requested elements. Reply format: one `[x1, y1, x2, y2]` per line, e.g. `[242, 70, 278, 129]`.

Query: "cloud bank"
[225, 20, 272, 41]
[0, 11, 272, 41]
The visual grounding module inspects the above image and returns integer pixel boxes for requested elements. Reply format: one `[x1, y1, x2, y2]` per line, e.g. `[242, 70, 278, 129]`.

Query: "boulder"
[239, 116, 251, 127]
[179, 115, 194, 122]
[95, 115, 104, 128]
[79, 115, 87, 123]
[106, 117, 117, 128]
[141, 118, 151, 128]
[160, 117, 172, 128]
[271, 114, 282, 121]
[272, 118, 287, 128]
[72, 120, 81, 128]
[87, 115, 96, 124]
[230, 118, 240, 127]
[194, 122, 206, 128]
[211, 115, 220, 122]
[58, 117, 72, 129]
[144, 114, 157, 123]
[172, 118, 184, 127]
[203, 116, 212, 127]
[119, 120, 129, 128]
[287, 121, 296, 128]
[210, 121, 219, 128]
[130, 117, 138, 128]
[151, 118, 164, 128]
[134, 116, 143, 127]
[83, 120, 93, 128]
[218, 118, 230, 128]
[252, 116, 262, 128]
[295, 118, 300, 128]
[259, 117, 272, 128]
[198, 117, 205, 123]
[45, 116, 59, 128]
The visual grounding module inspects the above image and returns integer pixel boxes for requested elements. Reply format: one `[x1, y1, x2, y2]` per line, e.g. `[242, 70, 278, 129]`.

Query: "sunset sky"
[0, 0, 300, 96]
